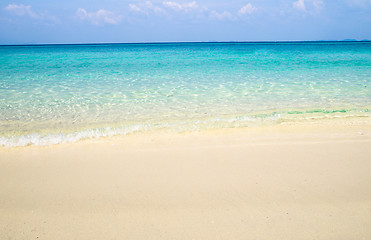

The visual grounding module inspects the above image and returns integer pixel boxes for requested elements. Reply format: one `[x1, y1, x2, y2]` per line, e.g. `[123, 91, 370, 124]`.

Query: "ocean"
[0, 42, 370, 147]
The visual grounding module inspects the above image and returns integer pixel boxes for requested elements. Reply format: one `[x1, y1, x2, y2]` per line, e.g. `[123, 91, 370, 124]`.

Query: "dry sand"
[1, 118, 371, 240]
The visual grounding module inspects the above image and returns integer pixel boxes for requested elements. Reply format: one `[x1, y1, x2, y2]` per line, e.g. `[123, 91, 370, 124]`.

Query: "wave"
[0, 124, 148, 148]
[0, 108, 369, 147]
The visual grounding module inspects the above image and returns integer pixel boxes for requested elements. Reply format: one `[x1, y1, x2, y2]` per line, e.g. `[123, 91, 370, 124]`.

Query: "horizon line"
[1, 39, 370, 47]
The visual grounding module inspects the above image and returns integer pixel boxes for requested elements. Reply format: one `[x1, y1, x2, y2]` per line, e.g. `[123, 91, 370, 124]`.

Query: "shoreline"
[1, 118, 371, 239]
[1, 116, 370, 149]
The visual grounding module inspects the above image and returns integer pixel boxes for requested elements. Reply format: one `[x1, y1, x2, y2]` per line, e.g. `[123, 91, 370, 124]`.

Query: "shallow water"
[0, 42, 370, 146]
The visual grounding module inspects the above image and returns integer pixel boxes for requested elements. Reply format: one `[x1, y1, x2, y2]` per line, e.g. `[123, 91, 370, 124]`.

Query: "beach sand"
[1, 118, 371, 240]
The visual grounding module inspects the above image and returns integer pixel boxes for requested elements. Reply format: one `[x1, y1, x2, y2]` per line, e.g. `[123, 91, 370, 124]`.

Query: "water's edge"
[1, 107, 369, 147]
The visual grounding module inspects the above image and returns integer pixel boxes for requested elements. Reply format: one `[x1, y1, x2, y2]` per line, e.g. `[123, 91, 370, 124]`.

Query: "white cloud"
[5, 4, 59, 24]
[312, 0, 324, 12]
[129, 1, 165, 15]
[345, 0, 371, 8]
[162, 1, 199, 11]
[129, 4, 142, 12]
[293, 0, 306, 11]
[238, 3, 257, 15]
[209, 10, 234, 20]
[77, 8, 121, 25]
[128, 1, 237, 21]
[5, 4, 38, 18]
[292, 0, 324, 13]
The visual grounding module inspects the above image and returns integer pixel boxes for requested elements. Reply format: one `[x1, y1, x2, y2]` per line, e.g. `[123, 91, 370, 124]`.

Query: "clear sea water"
[0, 42, 370, 147]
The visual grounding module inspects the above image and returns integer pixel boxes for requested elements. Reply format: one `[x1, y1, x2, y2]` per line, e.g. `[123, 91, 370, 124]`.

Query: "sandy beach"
[1, 118, 370, 240]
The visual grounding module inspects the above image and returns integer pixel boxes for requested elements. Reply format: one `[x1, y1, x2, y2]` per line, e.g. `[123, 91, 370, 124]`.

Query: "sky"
[0, 0, 370, 44]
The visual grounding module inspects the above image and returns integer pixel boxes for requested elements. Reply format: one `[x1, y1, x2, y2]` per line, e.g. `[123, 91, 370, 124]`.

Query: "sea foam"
[1, 109, 369, 147]
[0, 125, 147, 147]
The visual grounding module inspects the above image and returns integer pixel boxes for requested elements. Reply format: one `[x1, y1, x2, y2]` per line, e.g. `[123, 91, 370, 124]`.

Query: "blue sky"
[0, 0, 370, 44]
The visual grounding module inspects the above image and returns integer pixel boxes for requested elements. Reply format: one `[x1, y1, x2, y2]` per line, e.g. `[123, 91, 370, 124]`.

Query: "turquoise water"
[0, 42, 370, 146]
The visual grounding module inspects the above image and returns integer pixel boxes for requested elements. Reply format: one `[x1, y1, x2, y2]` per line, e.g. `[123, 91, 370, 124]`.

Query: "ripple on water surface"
[0, 42, 370, 146]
